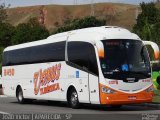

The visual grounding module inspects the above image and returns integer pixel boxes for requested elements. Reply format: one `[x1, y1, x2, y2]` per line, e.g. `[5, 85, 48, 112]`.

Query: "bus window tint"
[67, 41, 98, 75]
[3, 41, 65, 66]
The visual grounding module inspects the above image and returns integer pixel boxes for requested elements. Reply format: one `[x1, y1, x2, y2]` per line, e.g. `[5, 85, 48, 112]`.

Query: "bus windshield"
[100, 39, 151, 81]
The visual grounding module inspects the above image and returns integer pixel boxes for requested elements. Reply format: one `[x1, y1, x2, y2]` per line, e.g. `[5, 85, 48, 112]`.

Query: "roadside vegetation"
[133, 2, 160, 102]
[133, 2, 160, 58]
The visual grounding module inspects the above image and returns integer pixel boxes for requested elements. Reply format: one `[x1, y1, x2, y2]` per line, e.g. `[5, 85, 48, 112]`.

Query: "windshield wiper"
[130, 71, 150, 77]
[112, 68, 120, 72]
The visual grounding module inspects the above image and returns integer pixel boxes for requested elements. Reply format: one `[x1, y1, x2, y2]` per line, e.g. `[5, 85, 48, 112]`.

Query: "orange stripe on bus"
[98, 49, 104, 58]
[99, 84, 153, 105]
[154, 51, 159, 59]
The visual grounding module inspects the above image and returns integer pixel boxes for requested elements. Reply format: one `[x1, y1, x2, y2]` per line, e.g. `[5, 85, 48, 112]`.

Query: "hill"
[5, 3, 142, 32]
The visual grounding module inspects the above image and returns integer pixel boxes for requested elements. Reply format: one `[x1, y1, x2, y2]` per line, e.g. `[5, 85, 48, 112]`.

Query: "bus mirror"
[96, 41, 104, 58]
[143, 41, 160, 60]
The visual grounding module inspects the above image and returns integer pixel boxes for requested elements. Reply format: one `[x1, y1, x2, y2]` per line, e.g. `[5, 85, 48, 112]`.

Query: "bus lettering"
[4, 68, 14, 76]
[34, 63, 61, 95]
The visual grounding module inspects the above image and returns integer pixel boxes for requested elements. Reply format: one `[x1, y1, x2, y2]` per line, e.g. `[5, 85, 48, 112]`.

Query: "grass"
[153, 90, 160, 103]
[152, 71, 160, 103]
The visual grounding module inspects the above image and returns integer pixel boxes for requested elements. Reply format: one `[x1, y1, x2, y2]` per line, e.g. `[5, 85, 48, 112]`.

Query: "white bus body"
[2, 26, 159, 108]
[0, 75, 1, 85]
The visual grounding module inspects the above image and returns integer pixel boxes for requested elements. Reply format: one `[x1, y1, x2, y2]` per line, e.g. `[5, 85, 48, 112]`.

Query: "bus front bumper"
[100, 84, 154, 105]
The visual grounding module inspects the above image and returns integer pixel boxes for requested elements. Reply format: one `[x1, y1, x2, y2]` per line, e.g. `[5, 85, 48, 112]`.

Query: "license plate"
[128, 96, 136, 100]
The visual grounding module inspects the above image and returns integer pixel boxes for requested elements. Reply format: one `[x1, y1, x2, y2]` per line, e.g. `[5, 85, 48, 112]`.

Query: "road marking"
[0, 111, 9, 114]
[0, 95, 7, 97]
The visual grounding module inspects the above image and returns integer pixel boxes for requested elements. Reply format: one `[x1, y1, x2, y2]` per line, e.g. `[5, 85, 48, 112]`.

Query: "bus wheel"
[68, 88, 80, 109]
[16, 87, 26, 104]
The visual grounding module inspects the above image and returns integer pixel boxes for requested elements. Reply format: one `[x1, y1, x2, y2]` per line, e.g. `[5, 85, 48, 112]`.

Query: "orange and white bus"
[2, 26, 159, 108]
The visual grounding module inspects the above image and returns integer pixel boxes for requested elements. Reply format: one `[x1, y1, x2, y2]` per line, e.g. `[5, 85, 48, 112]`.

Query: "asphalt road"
[0, 96, 160, 120]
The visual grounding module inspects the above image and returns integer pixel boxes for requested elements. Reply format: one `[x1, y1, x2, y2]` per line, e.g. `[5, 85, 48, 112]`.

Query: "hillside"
[6, 3, 140, 32]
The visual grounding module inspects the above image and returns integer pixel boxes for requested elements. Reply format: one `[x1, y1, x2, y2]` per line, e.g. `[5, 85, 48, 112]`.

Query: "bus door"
[88, 45, 100, 104]
[88, 74, 100, 104]
[67, 40, 90, 103]
[67, 36, 100, 104]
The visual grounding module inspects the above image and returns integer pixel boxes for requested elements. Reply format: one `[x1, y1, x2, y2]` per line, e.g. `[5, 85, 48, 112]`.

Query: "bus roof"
[4, 26, 141, 52]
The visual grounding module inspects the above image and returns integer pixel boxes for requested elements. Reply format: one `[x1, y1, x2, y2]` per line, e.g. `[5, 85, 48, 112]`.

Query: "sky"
[0, 0, 155, 8]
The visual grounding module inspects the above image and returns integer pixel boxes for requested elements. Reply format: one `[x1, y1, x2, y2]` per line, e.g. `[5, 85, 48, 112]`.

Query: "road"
[0, 96, 160, 120]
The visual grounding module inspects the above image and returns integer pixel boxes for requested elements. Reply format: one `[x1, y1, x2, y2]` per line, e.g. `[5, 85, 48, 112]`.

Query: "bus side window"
[67, 41, 98, 76]
[3, 41, 66, 66]
[88, 45, 99, 76]
[68, 41, 89, 70]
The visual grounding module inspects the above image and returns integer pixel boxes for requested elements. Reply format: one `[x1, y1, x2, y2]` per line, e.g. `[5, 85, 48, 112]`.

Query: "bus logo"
[33, 63, 61, 95]
[76, 71, 79, 78]
[126, 78, 136, 83]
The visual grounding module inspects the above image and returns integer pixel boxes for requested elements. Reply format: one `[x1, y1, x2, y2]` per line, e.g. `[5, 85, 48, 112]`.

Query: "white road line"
[0, 95, 7, 97]
[0, 111, 9, 114]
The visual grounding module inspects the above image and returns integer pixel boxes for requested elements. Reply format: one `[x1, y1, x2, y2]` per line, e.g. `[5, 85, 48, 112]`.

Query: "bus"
[2, 26, 160, 108]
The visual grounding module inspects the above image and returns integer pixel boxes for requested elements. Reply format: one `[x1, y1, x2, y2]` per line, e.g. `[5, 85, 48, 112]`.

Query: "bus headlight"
[146, 86, 154, 92]
[102, 87, 115, 94]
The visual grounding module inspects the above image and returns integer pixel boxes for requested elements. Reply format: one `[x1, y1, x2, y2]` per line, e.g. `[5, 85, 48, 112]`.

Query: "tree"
[133, 2, 160, 42]
[0, 22, 15, 47]
[0, 46, 4, 73]
[12, 18, 49, 45]
[52, 16, 106, 34]
[152, 22, 160, 45]
[0, 3, 7, 23]
[0, 3, 11, 74]
[133, 2, 160, 61]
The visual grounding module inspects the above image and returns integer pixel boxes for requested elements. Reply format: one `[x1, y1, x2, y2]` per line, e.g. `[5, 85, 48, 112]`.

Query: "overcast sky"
[0, 0, 155, 8]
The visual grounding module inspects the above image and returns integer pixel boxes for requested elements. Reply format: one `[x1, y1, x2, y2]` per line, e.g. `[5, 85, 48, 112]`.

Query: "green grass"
[153, 90, 160, 103]
[152, 71, 160, 103]
[153, 96, 160, 103]
[152, 72, 160, 90]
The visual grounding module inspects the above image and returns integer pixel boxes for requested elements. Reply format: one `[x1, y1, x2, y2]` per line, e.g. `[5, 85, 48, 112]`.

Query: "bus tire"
[16, 87, 26, 104]
[68, 88, 80, 109]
